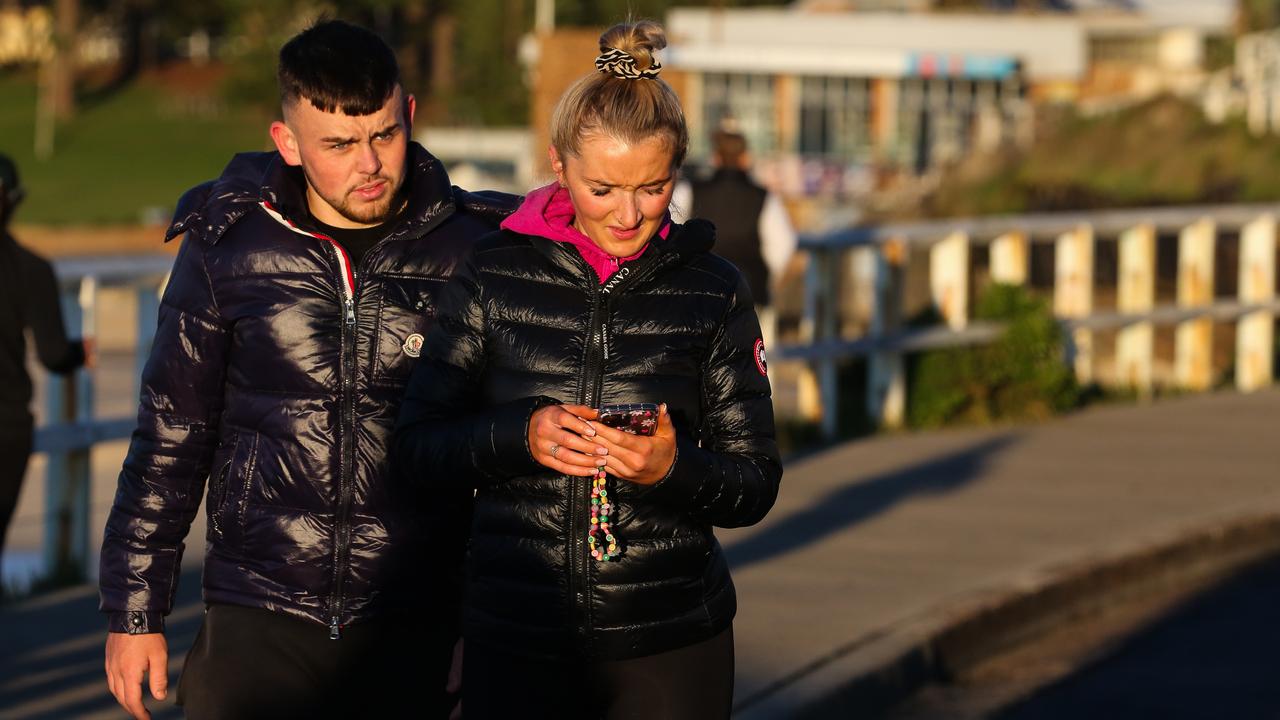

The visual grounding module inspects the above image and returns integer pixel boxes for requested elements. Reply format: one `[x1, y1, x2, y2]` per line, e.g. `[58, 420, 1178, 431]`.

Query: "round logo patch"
[402, 333, 425, 358]
[753, 338, 768, 377]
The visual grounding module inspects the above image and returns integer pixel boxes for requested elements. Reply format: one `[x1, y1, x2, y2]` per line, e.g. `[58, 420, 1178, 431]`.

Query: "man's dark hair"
[712, 130, 748, 168]
[278, 19, 400, 116]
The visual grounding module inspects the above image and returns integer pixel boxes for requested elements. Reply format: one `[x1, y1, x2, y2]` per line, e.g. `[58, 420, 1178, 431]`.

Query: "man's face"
[270, 86, 416, 229]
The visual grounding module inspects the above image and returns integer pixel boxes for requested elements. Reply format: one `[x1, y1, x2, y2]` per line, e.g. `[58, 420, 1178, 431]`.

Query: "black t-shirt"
[311, 217, 391, 271]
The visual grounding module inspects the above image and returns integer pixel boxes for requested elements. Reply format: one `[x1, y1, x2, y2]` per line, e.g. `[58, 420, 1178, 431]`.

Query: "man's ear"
[549, 145, 566, 187]
[405, 93, 417, 130]
[270, 121, 302, 166]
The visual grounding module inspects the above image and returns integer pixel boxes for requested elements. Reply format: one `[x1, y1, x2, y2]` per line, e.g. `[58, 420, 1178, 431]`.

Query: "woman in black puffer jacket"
[394, 20, 781, 719]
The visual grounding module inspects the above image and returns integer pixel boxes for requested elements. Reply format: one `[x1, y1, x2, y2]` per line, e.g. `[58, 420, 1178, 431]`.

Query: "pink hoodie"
[500, 182, 671, 284]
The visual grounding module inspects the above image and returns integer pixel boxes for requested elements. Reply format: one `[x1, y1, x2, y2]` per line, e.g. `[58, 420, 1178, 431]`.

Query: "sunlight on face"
[270, 86, 416, 229]
[551, 134, 676, 257]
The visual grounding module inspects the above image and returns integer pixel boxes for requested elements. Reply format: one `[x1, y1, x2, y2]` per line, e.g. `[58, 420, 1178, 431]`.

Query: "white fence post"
[930, 231, 970, 330]
[1236, 215, 1277, 391]
[1117, 224, 1156, 395]
[1054, 224, 1095, 385]
[1175, 218, 1215, 390]
[43, 276, 96, 581]
[991, 231, 1029, 286]
[796, 251, 822, 423]
[868, 239, 906, 429]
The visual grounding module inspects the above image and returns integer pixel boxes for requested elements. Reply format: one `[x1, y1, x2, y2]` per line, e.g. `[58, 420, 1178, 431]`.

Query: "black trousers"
[462, 626, 735, 720]
[0, 420, 32, 572]
[177, 604, 456, 720]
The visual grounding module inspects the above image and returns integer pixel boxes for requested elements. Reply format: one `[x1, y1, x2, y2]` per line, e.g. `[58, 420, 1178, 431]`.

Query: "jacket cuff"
[107, 611, 165, 635]
[475, 395, 560, 480]
[643, 434, 707, 507]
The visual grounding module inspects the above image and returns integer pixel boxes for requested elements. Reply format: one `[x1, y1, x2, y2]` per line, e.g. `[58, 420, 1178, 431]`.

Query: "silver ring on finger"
[550, 443, 561, 459]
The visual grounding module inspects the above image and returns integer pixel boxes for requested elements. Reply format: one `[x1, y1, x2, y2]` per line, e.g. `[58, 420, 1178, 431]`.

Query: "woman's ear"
[549, 145, 567, 187]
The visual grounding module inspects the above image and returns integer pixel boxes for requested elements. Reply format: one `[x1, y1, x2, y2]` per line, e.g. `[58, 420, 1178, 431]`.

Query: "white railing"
[778, 203, 1280, 438]
[34, 254, 172, 579]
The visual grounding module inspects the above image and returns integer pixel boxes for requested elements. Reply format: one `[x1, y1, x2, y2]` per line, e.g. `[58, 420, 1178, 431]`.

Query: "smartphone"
[597, 403, 659, 436]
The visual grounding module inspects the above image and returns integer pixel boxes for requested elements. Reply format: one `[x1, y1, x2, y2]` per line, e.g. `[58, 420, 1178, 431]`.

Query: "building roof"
[666, 7, 1087, 80]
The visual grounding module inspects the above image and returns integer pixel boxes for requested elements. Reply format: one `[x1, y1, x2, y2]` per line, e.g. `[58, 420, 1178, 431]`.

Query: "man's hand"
[105, 632, 168, 720]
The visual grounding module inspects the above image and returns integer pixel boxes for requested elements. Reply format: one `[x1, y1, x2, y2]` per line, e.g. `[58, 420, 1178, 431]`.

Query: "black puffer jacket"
[393, 220, 782, 660]
[99, 143, 512, 636]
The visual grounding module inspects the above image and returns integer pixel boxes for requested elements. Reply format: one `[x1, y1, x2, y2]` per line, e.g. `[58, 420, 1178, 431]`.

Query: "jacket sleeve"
[393, 252, 553, 491]
[98, 236, 232, 633]
[18, 246, 84, 374]
[644, 276, 782, 528]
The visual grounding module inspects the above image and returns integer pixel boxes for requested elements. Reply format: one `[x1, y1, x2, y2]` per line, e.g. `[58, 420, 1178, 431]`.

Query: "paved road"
[3, 388, 1280, 718]
[998, 555, 1280, 720]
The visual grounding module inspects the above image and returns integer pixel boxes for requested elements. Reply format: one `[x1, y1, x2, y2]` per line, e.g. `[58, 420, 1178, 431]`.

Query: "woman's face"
[550, 133, 676, 257]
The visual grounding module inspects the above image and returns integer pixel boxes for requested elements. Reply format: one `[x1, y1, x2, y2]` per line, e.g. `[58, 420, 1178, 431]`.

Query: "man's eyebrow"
[319, 124, 400, 144]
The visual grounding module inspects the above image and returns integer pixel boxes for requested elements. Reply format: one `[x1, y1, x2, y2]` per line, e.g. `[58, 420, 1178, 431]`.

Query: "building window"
[701, 72, 777, 157]
[798, 76, 873, 161]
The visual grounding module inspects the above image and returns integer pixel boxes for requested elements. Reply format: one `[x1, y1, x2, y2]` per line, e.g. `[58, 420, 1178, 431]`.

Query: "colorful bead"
[587, 467, 622, 563]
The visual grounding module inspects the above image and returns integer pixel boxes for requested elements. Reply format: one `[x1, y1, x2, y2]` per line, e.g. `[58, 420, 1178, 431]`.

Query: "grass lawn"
[0, 68, 273, 226]
[921, 96, 1280, 219]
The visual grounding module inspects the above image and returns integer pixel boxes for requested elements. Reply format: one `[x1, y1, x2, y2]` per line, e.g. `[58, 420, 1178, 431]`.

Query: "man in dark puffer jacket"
[98, 20, 512, 720]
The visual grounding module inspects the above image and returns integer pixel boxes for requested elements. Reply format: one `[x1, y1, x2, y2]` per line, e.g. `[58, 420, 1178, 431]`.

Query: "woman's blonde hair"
[549, 20, 689, 168]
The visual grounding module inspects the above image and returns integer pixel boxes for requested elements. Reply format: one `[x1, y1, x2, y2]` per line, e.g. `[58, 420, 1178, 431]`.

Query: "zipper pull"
[344, 297, 356, 326]
[329, 616, 342, 640]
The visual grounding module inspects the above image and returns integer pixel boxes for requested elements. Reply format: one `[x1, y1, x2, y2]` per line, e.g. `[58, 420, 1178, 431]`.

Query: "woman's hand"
[528, 404, 608, 476]
[590, 404, 676, 486]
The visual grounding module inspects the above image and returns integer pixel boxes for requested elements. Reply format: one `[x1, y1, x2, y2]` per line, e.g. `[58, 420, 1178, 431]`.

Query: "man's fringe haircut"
[278, 19, 400, 116]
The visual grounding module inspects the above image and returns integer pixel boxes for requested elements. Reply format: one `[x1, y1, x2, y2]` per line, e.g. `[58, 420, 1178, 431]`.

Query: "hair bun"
[598, 20, 667, 75]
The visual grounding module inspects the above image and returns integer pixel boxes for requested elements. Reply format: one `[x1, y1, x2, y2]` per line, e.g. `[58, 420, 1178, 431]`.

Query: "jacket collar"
[525, 217, 716, 294]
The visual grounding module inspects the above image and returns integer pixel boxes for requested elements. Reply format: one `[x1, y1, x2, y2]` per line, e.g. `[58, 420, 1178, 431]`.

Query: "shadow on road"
[725, 436, 1018, 570]
[0, 568, 203, 719]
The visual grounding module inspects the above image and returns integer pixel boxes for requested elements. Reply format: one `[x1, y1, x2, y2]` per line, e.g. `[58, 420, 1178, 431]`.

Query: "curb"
[736, 512, 1280, 719]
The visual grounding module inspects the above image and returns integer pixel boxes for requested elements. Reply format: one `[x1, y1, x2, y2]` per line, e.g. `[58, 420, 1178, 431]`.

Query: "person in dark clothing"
[394, 21, 781, 720]
[672, 127, 796, 351]
[98, 20, 514, 720]
[0, 153, 88, 582]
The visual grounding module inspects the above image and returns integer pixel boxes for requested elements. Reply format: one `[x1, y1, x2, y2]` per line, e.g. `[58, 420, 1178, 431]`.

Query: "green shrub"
[907, 284, 1078, 428]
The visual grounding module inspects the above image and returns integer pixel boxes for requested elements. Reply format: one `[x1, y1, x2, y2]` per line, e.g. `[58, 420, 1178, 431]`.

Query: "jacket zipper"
[570, 288, 607, 645]
[261, 200, 406, 639]
[565, 248, 683, 647]
[327, 231, 403, 639]
[326, 240, 358, 640]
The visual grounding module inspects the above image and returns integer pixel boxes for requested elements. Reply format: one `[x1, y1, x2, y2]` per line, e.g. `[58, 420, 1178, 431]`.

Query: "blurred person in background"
[98, 19, 512, 720]
[0, 153, 90, 585]
[673, 126, 797, 351]
[394, 20, 781, 719]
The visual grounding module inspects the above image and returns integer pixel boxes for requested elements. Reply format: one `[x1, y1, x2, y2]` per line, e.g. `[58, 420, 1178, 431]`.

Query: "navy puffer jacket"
[99, 144, 513, 635]
[393, 221, 782, 660]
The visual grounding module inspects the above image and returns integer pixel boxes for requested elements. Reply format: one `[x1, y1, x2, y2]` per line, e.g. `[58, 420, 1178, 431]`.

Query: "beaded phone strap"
[588, 468, 619, 561]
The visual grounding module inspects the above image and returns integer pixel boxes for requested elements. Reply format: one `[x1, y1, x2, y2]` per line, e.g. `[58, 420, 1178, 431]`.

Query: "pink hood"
[500, 182, 670, 284]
